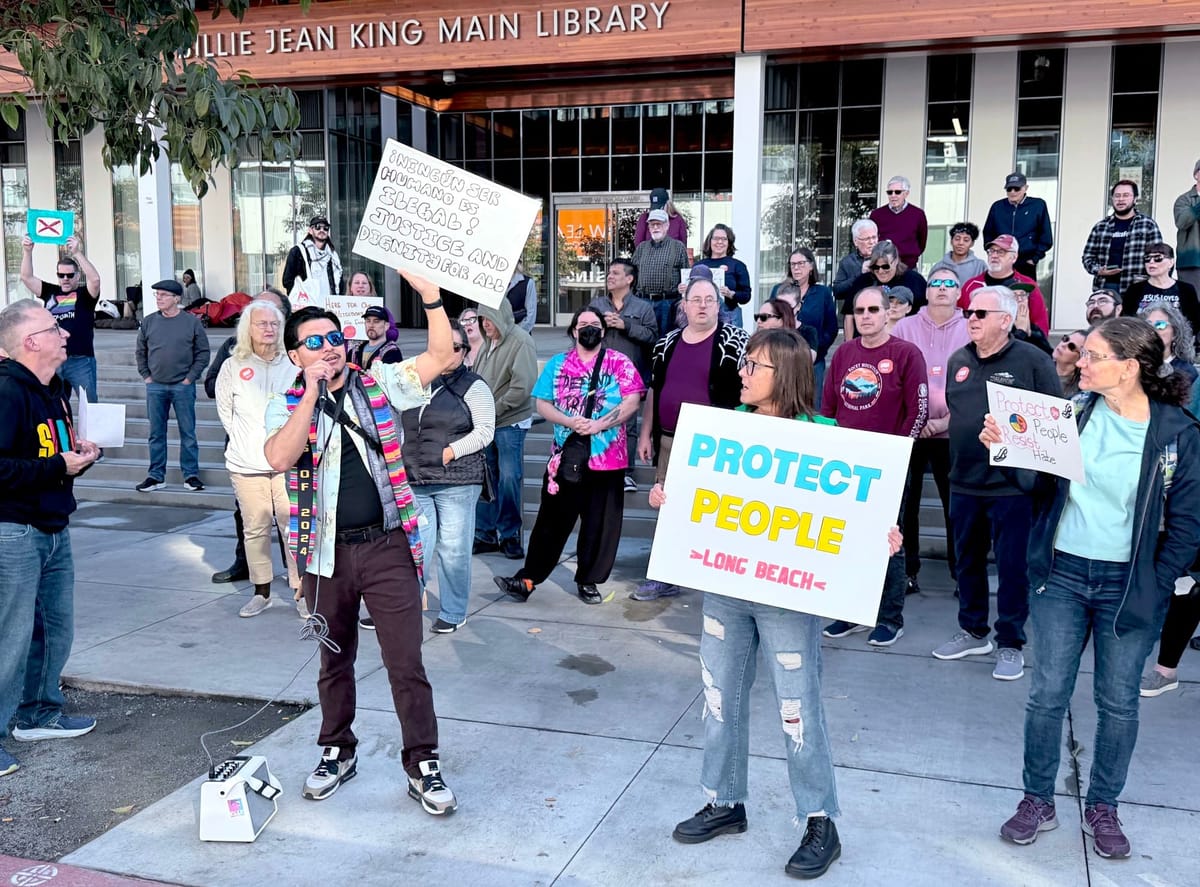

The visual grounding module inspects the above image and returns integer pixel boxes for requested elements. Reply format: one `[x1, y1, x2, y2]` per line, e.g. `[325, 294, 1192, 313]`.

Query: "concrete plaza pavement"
[35, 500, 1200, 885]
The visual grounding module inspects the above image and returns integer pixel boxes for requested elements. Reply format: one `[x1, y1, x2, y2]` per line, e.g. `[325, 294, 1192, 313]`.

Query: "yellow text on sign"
[689, 488, 845, 554]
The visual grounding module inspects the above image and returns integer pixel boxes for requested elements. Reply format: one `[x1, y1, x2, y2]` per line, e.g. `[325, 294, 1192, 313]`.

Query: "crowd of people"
[3, 166, 1200, 879]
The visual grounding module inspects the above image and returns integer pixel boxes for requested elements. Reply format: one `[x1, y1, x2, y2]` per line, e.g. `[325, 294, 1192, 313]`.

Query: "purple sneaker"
[631, 579, 679, 601]
[1084, 803, 1130, 858]
[1000, 794, 1058, 844]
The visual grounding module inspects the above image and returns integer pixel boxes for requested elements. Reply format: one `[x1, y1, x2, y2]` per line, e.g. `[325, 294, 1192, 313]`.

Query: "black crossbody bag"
[557, 347, 606, 485]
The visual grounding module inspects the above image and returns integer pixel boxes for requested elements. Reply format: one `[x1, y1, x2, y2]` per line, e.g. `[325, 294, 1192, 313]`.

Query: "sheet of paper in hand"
[352, 140, 539, 308]
[646, 404, 911, 625]
[986, 382, 1085, 484]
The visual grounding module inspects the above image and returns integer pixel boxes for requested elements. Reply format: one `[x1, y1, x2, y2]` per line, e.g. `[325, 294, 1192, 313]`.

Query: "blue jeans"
[56, 355, 98, 404]
[698, 592, 839, 820]
[950, 492, 1032, 649]
[413, 483, 481, 625]
[475, 424, 526, 544]
[0, 524, 75, 736]
[812, 358, 826, 411]
[1022, 551, 1157, 809]
[146, 382, 199, 480]
[652, 297, 681, 337]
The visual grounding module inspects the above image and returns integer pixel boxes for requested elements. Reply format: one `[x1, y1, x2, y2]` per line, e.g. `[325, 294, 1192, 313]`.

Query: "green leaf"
[0, 103, 18, 131]
[194, 89, 210, 119]
[190, 126, 206, 158]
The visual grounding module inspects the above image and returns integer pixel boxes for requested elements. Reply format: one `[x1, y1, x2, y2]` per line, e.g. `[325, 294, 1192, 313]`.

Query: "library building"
[3, 0, 1200, 328]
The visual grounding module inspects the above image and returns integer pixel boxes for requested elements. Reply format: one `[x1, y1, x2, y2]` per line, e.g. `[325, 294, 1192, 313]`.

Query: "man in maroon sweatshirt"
[821, 286, 928, 647]
[870, 176, 929, 270]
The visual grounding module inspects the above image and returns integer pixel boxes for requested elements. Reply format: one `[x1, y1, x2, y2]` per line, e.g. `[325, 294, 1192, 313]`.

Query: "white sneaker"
[407, 759, 457, 815]
[295, 597, 311, 620]
[992, 648, 1025, 681]
[239, 595, 275, 618]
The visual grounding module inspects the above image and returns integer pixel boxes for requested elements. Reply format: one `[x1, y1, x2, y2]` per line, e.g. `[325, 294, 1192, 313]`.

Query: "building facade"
[4, 1, 1200, 329]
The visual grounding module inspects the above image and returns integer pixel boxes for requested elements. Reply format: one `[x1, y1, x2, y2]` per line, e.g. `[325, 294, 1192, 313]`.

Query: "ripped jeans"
[698, 592, 839, 821]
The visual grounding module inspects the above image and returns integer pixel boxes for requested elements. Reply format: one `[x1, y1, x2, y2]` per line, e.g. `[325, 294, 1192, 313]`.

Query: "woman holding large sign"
[663, 328, 901, 880]
[989, 317, 1200, 860]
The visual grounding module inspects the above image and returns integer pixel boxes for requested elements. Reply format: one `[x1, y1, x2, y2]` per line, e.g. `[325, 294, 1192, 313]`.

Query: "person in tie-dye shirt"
[494, 307, 644, 606]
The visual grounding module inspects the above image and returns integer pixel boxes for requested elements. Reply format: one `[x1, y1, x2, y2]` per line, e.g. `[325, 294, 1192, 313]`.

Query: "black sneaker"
[302, 746, 357, 801]
[1190, 635, 1200, 652]
[211, 562, 249, 583]
[184, 476, 205, 491]
[135, 477, 165, 493]
[577, 583, 602, 605]
[359, 617, 376, 630]
[493, 575, 534, 601]
[672, 802, 747, 844]
[407, 759, 457, 815]
[785, 816, 841, 879]
[906, 575, 921, 595]
[431, 617, 464, 634]
[500, 536, 525, 560]
[473, 539, 500, 555]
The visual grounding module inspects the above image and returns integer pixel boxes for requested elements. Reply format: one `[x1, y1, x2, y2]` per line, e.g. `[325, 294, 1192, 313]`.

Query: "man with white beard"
[631, 209, 689, 336]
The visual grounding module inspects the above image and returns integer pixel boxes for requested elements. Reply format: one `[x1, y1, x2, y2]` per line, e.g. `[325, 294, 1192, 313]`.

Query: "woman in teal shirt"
[655, 328, 901, 879]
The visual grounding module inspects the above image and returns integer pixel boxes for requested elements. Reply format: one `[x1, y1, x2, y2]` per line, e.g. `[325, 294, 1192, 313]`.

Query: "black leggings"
[1156, 589, 1200, 669]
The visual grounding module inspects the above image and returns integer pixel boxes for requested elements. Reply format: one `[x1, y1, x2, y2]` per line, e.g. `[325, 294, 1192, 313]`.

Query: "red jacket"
[959, 271, 1049, 334]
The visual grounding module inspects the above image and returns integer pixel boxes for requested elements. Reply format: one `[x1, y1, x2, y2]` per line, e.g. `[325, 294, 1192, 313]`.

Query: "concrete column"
[879, 56, 928, 206]
[380, 91, 402, 315]
[81, 126, 118, 301]
[19, 105, 60, 302]
[1155, 40, 1200, 242]
[731, 53, 766, 305]
[1056, 45, 1113, 329]
[200, 165, 235, 298]
[966, 51, 1018, 231]
[138, 146, 175, 316]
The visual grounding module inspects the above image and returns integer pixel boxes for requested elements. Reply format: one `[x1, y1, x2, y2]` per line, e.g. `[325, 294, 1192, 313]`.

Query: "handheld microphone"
[317, 378, 327, 402]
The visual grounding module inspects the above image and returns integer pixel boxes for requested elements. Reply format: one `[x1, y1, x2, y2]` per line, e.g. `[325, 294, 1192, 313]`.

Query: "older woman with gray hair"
[1139, 300, 1197, 385]
[215, 300, 302, 618]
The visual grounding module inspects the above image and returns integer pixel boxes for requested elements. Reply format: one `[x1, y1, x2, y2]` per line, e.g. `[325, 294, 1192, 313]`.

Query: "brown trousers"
[302, 530, 439, 776]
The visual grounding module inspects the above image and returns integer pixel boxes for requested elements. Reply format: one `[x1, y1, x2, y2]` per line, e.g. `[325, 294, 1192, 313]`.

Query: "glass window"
[704, 100, 734, 152]
[1017, 49, 1066, 303]
[551, 109, 580, 158]
[493, 111, 520, 159]
[1109, 44, 1161, 217]
[611, 156, 639, 191]
[551, 157, 579, 193]
[923, 54, 973, 271]
[673, 103, 704, 152]
[764, 65, 797, 112]
[673, 153, 702, 193]
[797, 61, 838, 110]
[611, 106, 640, 155]
[464, 113, 491, 161]
[111, 164, 141, 300]
[581, 157, 609, 192]
[642, 155, 670, 191]
[54, 139, 85, 220]
[522, 110, 550, 157]
[1, 114, 28, 300]
[642, 104, 671, 154]
[580, 107, 609, 157]
[170, 162, 202, 294]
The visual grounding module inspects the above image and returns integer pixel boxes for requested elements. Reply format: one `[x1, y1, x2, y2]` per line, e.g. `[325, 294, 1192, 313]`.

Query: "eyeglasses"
[789, 259, 811, 267]
[25, 321, 66, 339]
[1085, 295, 1116, 306]
[253, 321, 281, 329]
[311, 224, 330, 232]
[854, 305, 884, 315]
[1078, 349, 1124, 363]
[452, 342, 470, 353]
[928, 279, 959, 288]
[56, 271, 76, 279]
[687, 297, 718, 306]
[869, 263, 891, 272]
[1059, 335, 1079, 352]
[963, 308, 1001, 320]
[985, 247, 1013, 256]
[460, 316, 478, 325]
[1151, 319, 1171, 331]
[1145, 254, 1167, 263]
[738, 356, 775, 375]
[300, 331, 346, 350]
[753, 313, 779, 322]
[886, 190, 905, 196]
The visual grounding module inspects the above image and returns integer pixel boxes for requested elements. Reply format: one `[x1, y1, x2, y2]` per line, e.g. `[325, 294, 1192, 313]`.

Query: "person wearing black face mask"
[494, 308, 645, 606]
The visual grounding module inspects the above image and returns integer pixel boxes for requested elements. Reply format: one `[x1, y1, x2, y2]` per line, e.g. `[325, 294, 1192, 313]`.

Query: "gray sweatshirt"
[136, 312, 211, 384]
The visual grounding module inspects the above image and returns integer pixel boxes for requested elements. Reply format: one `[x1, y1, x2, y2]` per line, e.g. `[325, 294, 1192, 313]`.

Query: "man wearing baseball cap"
[634, 187, 688, 247]
[959, 234, 1050, 335]
[631, 205, 689, 336]
[347, 305, 403, 370]
[983, 173, 1053, 280]
[283, 214, 344, 305]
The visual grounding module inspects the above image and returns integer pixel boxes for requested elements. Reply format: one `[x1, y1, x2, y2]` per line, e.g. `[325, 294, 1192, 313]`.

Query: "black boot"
[785, 816, 841, 879]
[212, 561, 249, 583]
[672, 803, 747, 844]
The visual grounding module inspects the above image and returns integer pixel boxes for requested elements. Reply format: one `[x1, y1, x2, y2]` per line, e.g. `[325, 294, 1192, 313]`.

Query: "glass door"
[550, 191, 645, 326]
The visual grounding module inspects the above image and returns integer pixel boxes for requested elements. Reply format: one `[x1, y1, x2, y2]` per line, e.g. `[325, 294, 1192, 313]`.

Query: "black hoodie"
[0, 360, 78, 532]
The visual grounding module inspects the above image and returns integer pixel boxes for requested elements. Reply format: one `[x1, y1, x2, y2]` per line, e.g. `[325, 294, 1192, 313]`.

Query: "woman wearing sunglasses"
[841, 240, 927, 340]
[989, 317, 1200, 860]
[400, 321, 495, 633]
[1051, 329, 1088, 398]
[1121, 243, 1200, 333]
[1139, 302, 1199, 409]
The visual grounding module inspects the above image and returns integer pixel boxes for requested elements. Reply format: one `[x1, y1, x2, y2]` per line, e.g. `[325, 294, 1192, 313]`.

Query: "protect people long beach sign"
[647, 405, 911, 625]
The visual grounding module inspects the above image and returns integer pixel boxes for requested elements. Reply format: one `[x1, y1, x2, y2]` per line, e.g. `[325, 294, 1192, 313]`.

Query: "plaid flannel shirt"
[1080, 211, 1163, 294]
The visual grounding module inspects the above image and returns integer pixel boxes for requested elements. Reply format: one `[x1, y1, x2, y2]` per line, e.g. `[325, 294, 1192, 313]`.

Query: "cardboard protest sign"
[986, 382, 1085, 483]
[28, 209, 74, 245]
[647, 404, 911, 625]
[328, 295, 384, 340]
[352, 140, 540, 308]
[681, 267, 725, 290]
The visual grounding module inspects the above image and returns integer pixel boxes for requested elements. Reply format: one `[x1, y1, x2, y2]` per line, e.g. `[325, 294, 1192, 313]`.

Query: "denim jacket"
[1027, 394, 1200, 636]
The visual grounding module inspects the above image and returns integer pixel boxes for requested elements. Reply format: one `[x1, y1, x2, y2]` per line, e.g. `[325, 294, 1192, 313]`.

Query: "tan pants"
[654, 433, 676, 486]
[230, 472, 299, 590]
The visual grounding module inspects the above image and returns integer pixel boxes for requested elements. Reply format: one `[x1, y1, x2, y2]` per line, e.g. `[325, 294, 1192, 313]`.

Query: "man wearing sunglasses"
[264, 271, 459, 814]
[0, 300, 102, 778]
[134, 280, 210, 493]
[983, 173, 1054, 280]
[960, 235, 1049, 336]
[869, 176, 928, 269]
[19, 234, 102, 405]
[821, 287, 928, 647]
[940, 286, 1061, 681]
[283, 215, 345, 305]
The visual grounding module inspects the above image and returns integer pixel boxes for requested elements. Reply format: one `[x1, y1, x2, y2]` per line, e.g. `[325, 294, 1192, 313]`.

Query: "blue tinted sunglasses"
[300, 331, 345, 350]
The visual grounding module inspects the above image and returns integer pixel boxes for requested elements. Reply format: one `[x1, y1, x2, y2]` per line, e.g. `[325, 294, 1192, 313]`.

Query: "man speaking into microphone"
[264, 270, 458, 814]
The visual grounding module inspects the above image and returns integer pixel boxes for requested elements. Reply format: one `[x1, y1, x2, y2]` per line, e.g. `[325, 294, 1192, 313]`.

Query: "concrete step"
[82, 456, 229, 487]
[73, 477, 236, 511]
[123, 417, 228, 444]
[119, 400, 220, 421]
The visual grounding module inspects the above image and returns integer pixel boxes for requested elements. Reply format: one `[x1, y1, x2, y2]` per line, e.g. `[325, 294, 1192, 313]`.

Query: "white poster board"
[352, 140, 540, 308]
[986, 382, 1085, 484]
[681, 267, 726, 290]
[77, 389, 126, 449]
[647, 404, 911, 625]
[327, 295, 384, 340]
